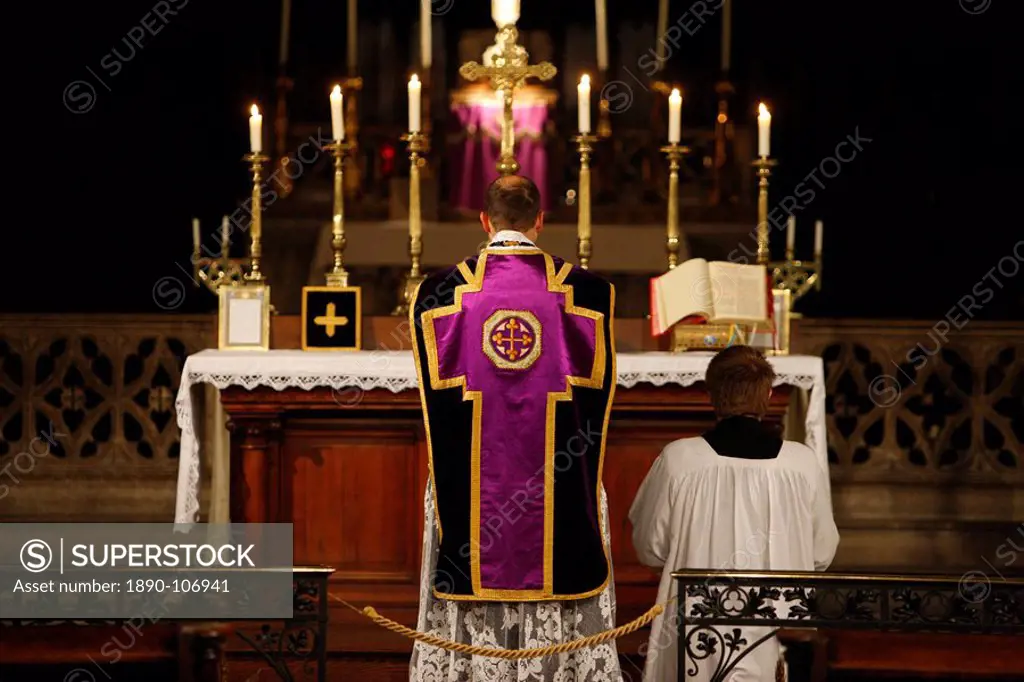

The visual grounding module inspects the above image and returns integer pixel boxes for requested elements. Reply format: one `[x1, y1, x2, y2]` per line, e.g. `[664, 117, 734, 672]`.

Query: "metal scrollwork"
[676, 571, 1024, 682]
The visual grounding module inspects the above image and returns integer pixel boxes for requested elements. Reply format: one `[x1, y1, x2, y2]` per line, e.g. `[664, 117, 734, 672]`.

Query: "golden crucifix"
[459, 26, 556, 175]
[314, 303, 349, 337]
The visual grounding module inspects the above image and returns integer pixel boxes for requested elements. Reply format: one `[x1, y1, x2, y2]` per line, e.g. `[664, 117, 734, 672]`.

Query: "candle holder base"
[392, 272, 426, 317]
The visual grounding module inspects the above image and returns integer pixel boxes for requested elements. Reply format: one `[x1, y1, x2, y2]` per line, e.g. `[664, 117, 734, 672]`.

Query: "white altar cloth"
[174, 350, 828, 523]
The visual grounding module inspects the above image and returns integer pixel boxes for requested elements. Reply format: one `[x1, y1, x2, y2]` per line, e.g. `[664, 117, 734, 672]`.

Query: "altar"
[172, 349, 826, 677]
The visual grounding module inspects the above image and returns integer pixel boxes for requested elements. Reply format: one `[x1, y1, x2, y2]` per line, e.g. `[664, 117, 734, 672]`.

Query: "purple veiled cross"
[428, 253, 601, 594]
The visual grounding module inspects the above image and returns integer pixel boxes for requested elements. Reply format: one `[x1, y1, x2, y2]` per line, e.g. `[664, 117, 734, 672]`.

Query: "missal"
[650, 258, 770, 336]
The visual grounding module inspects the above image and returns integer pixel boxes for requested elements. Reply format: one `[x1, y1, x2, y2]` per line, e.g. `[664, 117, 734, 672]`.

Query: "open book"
[650, 258, 770, 336]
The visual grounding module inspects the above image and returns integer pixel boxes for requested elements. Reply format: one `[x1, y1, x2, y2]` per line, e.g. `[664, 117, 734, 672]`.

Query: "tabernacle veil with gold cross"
[410, 245, 616, 602]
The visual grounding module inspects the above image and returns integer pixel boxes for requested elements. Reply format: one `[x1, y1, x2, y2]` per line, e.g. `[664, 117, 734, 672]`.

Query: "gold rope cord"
[332, 595, 666, 660]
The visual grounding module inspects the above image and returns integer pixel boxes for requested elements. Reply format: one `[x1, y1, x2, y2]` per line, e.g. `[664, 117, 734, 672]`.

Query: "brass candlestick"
[193, 222, 249, 293]
[192, 153, 269, 292]
[574, 133, 598, 269]
[324, 141, 353, 286]
[752, 156, 777, 265]
[393, 131, 429, 315]
[459, 24, 556, 176]
[243, 152, 270, 283]
[661, 142, 690, 269]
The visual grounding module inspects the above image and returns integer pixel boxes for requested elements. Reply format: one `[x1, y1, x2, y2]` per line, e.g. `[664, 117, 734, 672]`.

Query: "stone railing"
[0, 315, 215, 521]
[792, 318, 1024, 572]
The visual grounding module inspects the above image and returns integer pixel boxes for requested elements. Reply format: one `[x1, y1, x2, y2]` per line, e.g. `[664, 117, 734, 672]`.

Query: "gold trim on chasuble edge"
[415, 250, 613, 602]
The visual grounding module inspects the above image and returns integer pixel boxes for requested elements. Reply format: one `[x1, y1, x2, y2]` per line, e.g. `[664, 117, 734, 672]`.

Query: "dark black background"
[10, 0, 1021, 319]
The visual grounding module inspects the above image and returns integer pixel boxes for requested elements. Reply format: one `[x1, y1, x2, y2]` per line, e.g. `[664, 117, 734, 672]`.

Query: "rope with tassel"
[331, 594, 668, 660]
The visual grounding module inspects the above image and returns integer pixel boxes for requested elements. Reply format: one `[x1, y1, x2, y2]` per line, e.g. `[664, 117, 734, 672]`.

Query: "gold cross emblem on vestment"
[314, 303, 349, 337]
[491, 318, 534, 360]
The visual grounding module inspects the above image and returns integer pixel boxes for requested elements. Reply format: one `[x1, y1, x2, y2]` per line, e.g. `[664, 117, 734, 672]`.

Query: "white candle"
[814, 220, 824, 255]
[491, 0, 520, 26]
[578, 75, 591, 134]
[595, 0, 608, 71]
[786, 215, 796, 252]
[420, 0, 432, 69]
[758, 102, 771, 157]
[668, 88, 682, 143]
[249, 104, 263, 153]
[221, 216, 229, 248]
[408, 75, 422, 132]
[192, 218, 200, 250]
[330, 85, 345, 141]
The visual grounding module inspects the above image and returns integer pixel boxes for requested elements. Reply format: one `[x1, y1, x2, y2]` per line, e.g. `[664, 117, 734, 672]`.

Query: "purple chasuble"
[420, 249, 607, 598]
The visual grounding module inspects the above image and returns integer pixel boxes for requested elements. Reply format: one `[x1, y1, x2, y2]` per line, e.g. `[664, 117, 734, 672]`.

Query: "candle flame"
[250, 104, 260, 117]
[580, 74, 590, 87]
[670, 88, 681, 100]
[758, 102, 770, 119]
[410, 74, 420, 86]
[331, 84, 341, 96]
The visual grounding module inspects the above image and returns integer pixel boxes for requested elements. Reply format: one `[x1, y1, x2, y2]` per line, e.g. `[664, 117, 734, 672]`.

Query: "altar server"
[630, 345, 839, 682]
[409, 175, 620, 681]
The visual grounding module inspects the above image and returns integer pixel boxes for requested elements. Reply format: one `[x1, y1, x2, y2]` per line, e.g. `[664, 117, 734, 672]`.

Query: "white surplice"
[629, 438, 839, 682]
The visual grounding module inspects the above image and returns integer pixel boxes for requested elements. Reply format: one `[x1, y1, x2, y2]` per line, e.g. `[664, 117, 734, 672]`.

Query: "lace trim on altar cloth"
[409, 486, 622, 682]
[173, 353, 826, 524]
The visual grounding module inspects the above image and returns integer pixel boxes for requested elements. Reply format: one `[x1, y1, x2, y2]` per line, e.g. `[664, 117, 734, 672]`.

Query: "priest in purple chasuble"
[409, 176, 622, 681]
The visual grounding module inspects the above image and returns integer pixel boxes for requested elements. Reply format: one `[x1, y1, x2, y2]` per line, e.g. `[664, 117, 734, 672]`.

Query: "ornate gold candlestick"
[393, 131, 429, 315]
[243, 152, 269, 283]
[324, 141, 353, 286]
[574, 133, 598, 269]
[661, 142, 690, 269]
[459, 24, 556, 176]
[192, 153, 269, 292]
[193, 224, 249, 294]
[752, 156, 777, 265]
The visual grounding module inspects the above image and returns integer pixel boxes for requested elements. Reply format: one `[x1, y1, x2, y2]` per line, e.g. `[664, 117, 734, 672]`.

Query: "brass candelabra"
[193, 152, 269, 292]
[661, 142, 690, 269]
[752, 156, 778, 265]
[324, 141, 353, 287]
[393, 131, 429, 315]
[574, 133, 598, 269]
[459, 24, 556, 176]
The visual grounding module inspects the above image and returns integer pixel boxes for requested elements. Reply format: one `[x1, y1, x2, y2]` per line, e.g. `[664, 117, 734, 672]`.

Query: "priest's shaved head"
[480, 175, 544, 241]
[705, 345, 776, 418]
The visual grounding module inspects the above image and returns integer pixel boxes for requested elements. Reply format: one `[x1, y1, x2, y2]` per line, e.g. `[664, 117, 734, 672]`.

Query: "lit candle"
[420, 0, 432, 69]
[221, 216, 230, 250]
[757, 102, 771, 157]
[249, 104, 263, 153]
[786, 215, 796, 252]
[814, 220, 824, 255]
[668, 88, 682, 144]
[330, 85, 345, 141]
[595, 0, 608, 71]
[491, 0, 520, 27]
[408, 75, 422, 132]
[192, 218, 200, 251]
[578, 75, 591, 134]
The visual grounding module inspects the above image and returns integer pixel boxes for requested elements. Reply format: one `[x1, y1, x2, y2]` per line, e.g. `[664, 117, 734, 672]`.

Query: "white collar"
[488, 230, 536, 248]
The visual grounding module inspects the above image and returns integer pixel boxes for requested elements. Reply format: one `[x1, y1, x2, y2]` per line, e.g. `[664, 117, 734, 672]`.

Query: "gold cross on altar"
[314, 303, 349, 337]
[459, 25, 556, 175]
